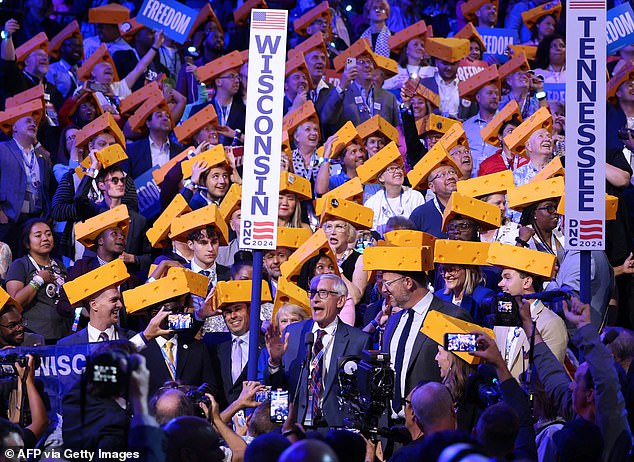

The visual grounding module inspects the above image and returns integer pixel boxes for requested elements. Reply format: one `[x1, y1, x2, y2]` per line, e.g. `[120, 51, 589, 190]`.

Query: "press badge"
[373, 102, 382, 111]
[354, 96, 363, 104]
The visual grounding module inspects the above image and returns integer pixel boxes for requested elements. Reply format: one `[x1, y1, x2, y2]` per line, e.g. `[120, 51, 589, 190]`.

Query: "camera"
[185, 383, 214, 419]
[0, 353, 40, 378]
[617, 127, 634, 141]
[338, 350, 394, 437]
[86, 346, 139, 399]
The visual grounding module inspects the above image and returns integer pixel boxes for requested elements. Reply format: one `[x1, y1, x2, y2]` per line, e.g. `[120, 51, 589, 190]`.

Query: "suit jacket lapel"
[8, 140, 25, 176]
[219, 340, 233, 392]
[323, 321, 349, 401]
[382, 310, 403, 352]
[176, 339, 190, 377]
[407, 300, 440, 373]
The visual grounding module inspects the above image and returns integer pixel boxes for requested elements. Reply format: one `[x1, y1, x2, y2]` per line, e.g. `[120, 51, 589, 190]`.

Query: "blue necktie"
[393, 309, 415, 414]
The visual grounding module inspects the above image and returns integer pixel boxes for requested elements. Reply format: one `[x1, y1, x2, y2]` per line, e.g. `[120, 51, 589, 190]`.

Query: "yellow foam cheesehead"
[456, 170, 515, 198]
[180, 145, 229, 179]
[356, 141, 403, 184]
[280, 171, 312, 201]
[416, 113, 461, 137]
[293, 2, 331, 38]
[152, 147, 195, 186]
[170, 204, 229, 245]
[74, 205, 130, 249]
[454, 22, 486, 53]
[480, 100, 522, 147]
[315, 177, 364, 213]
[77, 43, 119, 81]
[195, 51, 243, 84]
[507, 176, 564, 211]
[292, 32, 329, 58]
[75, 113, 125, 149]
[49, 20, 82, 60]
[316, 121, 361, 159]
[557, 194, 618, 221]
[415, 84, 441, 108]
[119, 17, 146, 40]
[282, 100, 320, 139]
[372, 53, 399, 78]
[438, 123, 469, 152]
[461, 0, 499, 21]
[63, 259, 130, 305]
[387, 20, 428, 53]
[486, 241, 556, 278]
[319, 197, 373, 230]
[0, 287, 22, 314]
[285, 50, 314, 90]
[608, 61, 634, 100]
[219, 184, 242, 223]
[529, 156, 564, 183]
[507, 44, 536, 61]
[279, 229, 341, 282]
[441, 192, 502, 231]
[458, 64, 500, 101]
[190, 4, 224, 37]
[123, 267, 209, 314]
[433, 239, 491, 266]
[333, 37, 374, 71]
[15, 32, 48, 65]
[277, 227, 312, 250]
[213, 280, 272, 311]
[356, 115, 399, 144]
[89, 3, 130, 24]
[363, 245, 434, 272]
[146, 195, 191, 248]
[425, 37, 470, 63]
[174, 104, 218, 144]
[421, 310, 495, 364]
[522, 1, 562, 30]
[5, 85, 45, 108]
[272, 277, 311, 321]
[0, 99, 44, 136]
[407, 143, 461, 189]
[128, 94, 172, 134]
[503, 106, 553, 156]
[498, 51, 530, 83]
[383, 230, 437, 248]
[119, 81, 162, 117]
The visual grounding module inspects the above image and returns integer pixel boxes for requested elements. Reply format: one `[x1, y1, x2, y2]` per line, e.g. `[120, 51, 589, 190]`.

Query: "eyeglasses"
[373, 7, 387, 12]
[308, 289, 340, 299]
[217, 73, 240, 80]
[356, 58, 374, 67]
[383, 276, 406, 288]
[536, 205, 558, 214]
[439, 266, 464, 275]
[106, 176, 126, 185]
[429, 169, 458, 182]
[446, 222, 475, 232]
[322, 223, 348, 233]
[384, 165, 403, 174]
[0, 320, 25, 330]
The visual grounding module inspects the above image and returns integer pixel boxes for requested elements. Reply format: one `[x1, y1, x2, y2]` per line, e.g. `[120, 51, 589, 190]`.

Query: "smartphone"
[168, 313, 193, 330]
[444, 333, 477, 353]
[270, 389, 289, 423]
[255, 386, 271, 403]
[235, 409, 247, 427]
[346, 57, 356, 70]
[403, 75, 421, 98]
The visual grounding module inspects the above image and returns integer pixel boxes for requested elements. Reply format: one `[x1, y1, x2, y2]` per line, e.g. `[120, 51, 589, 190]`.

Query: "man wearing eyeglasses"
[409, 158, 460, 239]
[0, 305, 43, 347]
[265, 274, 370, 429]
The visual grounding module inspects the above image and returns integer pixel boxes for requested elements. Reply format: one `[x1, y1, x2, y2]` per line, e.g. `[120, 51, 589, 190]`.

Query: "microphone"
[304, 332, 315, 361]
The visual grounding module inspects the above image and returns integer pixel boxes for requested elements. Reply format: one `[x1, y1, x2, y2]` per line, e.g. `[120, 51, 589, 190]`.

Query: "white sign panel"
[240, 10, 288, 250]
[564, 1, 606, 250]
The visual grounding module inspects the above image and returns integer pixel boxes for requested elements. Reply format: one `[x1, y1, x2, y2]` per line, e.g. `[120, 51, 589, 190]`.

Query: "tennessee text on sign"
[607, 2, 634, 55]
[564, 0, 606, 250]
[240, 10, 288, 250]
[137, 0, 198, 44]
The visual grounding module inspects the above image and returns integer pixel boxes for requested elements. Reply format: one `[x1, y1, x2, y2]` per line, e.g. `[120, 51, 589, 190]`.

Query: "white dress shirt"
[149, 138, 171, 168]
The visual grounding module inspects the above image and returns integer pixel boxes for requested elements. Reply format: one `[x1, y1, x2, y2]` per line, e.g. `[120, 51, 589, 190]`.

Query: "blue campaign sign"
[137, 0, 198, 44]
[0, 344, 103, 416]
[607, 3, 634, 55]
[135, 167, 161, 220]
[544, 83, 565, 102]
[476, 28, 519, 64]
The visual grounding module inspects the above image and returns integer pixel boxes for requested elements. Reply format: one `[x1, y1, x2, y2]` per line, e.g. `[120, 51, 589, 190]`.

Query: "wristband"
[151, 46, 159, 52]
[139, 331, 150, 345]
[29, 281, 40, 291]
[32, 275, 45, 287]
[370, 319, 379, 329]
[515, 237, 529, 247]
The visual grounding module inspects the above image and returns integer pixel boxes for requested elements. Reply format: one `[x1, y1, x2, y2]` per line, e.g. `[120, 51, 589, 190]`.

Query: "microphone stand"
[294, 333, 314, 417]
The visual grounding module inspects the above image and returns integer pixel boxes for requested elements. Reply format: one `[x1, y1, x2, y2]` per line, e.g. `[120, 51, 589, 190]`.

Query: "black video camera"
[494, 293, 521, 327]
[86, 346, 139, 399]
[0, 353, 40, 378]
[186, 383, 214, 419]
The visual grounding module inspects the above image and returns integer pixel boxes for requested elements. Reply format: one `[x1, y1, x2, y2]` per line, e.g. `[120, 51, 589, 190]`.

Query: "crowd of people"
[0, 0, 631, 461]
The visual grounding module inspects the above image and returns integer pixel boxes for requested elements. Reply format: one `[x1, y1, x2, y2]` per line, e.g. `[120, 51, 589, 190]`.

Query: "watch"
[535, 90, 547, 101]
[183, 179, 195, 189]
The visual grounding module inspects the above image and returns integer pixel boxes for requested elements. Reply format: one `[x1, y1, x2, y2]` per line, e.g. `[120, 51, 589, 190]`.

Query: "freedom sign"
[564, 1, 606, 250]
[137, 0, 198, 44]
[607, 2, 634, 55]
[476, 27, 519, 64]
[240, 10, 288, 250]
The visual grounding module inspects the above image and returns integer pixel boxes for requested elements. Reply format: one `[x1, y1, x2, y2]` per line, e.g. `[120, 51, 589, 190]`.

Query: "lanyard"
[383, 189, 403, 217]
[310, 328, 336, 370]
[159, 342, 177, 380]
[501, 153, 518, 171]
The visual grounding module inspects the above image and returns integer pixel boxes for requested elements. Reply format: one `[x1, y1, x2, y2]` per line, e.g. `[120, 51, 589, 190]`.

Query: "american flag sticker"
[252, 221, 275, 240]
[579, 220, 603, 240]
[251, 10, 287, 30]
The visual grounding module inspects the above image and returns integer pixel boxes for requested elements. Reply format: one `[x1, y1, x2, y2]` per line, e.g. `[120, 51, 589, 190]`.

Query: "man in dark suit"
[124, 107, 184, 179]
[380, 268, 471, 420]
[266, 274, 371, 428]
[320, 50, 400, 132]
[0, 102, 54, 253]
[204, 295, 264, 409]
